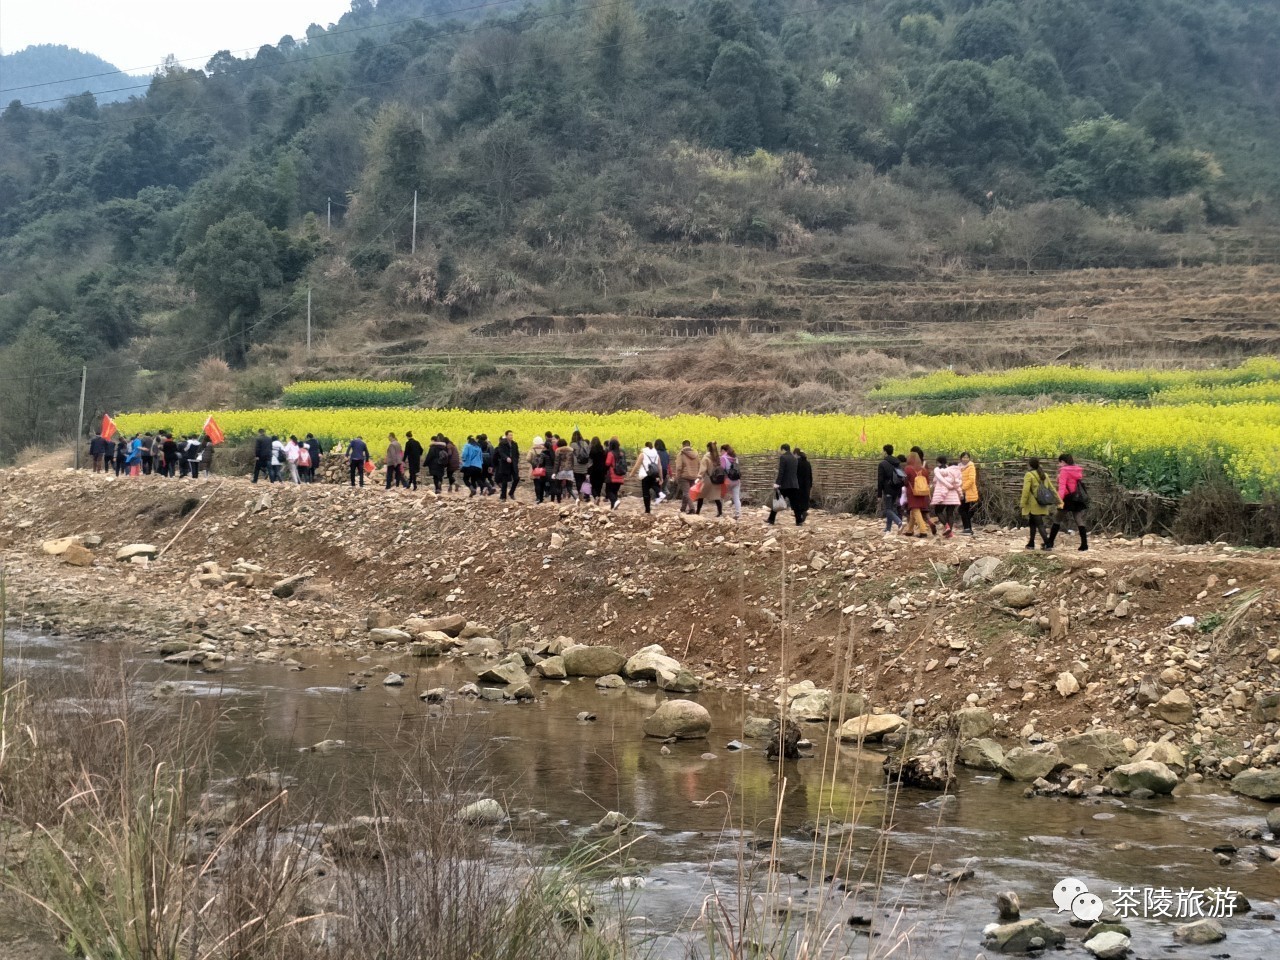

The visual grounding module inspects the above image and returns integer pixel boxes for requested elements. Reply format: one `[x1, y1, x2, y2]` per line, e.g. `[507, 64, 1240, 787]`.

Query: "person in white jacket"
[638, 442, 662, 514]
[285, 436, 301, 484]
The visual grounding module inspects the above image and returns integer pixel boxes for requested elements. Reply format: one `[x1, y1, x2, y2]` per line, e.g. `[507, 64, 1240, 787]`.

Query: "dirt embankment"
[2, 470, 1280, 778]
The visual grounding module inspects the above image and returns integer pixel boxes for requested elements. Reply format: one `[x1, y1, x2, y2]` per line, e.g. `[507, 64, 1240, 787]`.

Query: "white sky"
[1, 0, 355, 73]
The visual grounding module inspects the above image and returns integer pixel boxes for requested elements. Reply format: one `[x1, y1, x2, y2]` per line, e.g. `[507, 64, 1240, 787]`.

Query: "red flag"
[203, 415, 225, 445]
[100, 413, 117, 441]
[859, 421, 868, 445]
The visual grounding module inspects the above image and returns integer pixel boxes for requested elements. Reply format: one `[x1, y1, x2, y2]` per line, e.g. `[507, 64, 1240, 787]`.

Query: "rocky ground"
[3, 469, 1280, 804]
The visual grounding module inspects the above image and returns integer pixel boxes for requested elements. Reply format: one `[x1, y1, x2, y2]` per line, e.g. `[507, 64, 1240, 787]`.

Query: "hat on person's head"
[533, 436, 544, 447]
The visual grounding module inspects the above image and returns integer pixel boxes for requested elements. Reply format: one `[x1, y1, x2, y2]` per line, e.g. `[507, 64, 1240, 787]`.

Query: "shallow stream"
[6, 628, 1280, 958]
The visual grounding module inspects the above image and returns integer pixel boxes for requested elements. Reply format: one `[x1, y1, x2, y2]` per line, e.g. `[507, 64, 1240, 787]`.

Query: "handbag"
[689, 479, 704, 500]
[771, 492, 789, 512]
[531, 466, 547, 479]
[1035, 478, 1057, 507]
[1064, 480, 1090, 510]
[580, 480, 592, 497]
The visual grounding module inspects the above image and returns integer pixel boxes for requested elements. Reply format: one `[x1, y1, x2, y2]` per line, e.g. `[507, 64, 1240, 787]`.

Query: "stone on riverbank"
[982, 918, 1065, 953]
[743, 716, 775, 740]
[838, 713, 905, 742]
[1058, 729, 1131, 771]
[1131, 740, 1186, 773]
[1103, 760, 1178, 795]
[959, 738, 1005, 771]
[535, 656, 567, 679]
[1229, 768, 1280, 801]
[368, 627, 411, 645]
[476, 656, 528, 686]
[562, 644, 627, 678]
[420, 614, 468, 637]
[61, 543, 95, 566]
[595, 674, 626, 689]
[623, 645, 680, 680]
[1152, 688, 1195, 724]
[1084, 931, 1130, 959]
[657, 666, 700, 693]
[1173, 918, 1225, 944]
[955, 707, 995, 740]
[884, 751, 954, 791]
[644, 700, 711, 739]
[999, 744, 1065, 782]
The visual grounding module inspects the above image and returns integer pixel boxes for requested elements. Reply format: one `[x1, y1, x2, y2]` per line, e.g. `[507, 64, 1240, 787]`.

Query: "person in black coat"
[425, 435, 448, 493]
[767, 444, 802, 526]
[305, 434, 323, 481]
[494, 431, 520, 500]
[89, 433, 107, 473]
[875, 443, 904, 533]
[403, 431, 424, 490]
[252, 429, 272, 483]
[794, 449, 814, 525]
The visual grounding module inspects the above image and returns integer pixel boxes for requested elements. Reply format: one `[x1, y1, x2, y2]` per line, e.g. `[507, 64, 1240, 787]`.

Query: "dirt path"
[3, 469, 1279, 779]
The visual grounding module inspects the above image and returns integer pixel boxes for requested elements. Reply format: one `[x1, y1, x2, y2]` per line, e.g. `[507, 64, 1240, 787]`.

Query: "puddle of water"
[5, 629, 1280, 957]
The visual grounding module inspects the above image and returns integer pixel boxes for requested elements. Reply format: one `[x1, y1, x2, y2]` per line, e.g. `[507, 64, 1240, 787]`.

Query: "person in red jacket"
[1049, 453, 1088, 550]
[903, 450, 936, 537]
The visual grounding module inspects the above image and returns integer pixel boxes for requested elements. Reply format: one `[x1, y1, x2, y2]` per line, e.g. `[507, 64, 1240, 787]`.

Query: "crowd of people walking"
[88, 426, 1089, 547]
[89, 431, 214, 479]
[873, 443, 1089, 550]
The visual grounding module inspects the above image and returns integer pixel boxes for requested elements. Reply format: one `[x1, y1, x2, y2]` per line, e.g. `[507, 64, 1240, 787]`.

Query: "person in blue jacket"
[346, 435, 370, 487]
[461, 436, 484, 496]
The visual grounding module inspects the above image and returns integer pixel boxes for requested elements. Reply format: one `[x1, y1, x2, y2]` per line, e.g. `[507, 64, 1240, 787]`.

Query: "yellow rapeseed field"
[115, 402, 1280, 499]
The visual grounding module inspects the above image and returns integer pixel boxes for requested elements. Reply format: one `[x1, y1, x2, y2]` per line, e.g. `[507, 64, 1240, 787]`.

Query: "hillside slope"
[0, 44, 135, 106]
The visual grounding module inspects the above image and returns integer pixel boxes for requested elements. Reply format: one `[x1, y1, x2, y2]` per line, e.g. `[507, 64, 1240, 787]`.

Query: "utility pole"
[411, 189, 418, 255]
[74, 364, 87, 470]
[327, 197, 332, 233]
[306, 287, 312, 354]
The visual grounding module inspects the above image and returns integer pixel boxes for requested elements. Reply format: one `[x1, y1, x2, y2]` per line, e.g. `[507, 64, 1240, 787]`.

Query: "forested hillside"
[0, 45, 135, 107]
[2, 0, 1280, 458]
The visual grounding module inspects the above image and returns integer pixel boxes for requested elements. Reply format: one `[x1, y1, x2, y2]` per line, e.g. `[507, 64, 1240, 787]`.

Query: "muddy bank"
[3, 470, 1280, 789]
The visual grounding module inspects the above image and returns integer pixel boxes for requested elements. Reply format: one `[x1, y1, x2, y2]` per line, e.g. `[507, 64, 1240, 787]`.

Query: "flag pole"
[75, 365, 87, 470]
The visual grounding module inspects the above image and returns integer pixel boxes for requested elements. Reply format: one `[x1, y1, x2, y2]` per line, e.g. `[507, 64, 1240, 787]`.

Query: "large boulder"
[623, 645, 680, 680]
[983, 918, 1065, 954]
[643, 700, 711, 739]
[999, 744, 1065, 782]
[789, 689, 833, 721]
[743, 716, 776, 740]
[1058, 730, 1131, 771]
[884, 752, 954, 791]
[1151, 689, 1195, 724]
[115, 543, 158, 562]
[1229, 768, 1280, 801]
[955, 707, 995, 740]
[838, 714, 905, 743]
[1103, 760, 1178, 795]
[561, 644, 627, 678]
[958, 738, 1005, 771]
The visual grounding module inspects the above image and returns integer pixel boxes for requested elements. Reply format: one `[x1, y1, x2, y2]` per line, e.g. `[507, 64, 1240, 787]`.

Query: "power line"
[0, 0, 534, 96]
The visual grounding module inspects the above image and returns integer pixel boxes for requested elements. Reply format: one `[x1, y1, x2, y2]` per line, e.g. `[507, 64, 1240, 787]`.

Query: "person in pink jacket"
[929, 454, 962, 538]
[1049, 453, 1088, 550]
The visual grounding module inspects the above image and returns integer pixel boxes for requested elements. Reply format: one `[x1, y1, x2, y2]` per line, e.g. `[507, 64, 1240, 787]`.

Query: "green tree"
[354, 103, 425, 244]
[0, 327, 78, 460]
[948, 3, 1025, 64]
[176, 213, 281, 363]
[1049, 116, 1156, 208]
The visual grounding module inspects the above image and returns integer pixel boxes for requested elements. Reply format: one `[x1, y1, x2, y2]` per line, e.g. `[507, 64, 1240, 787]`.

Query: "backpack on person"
[611, 449, 628, 477]
[911, 472, 930, 497]
[709, 463, 727, 485]
[1065, 479, 1090, 510]
[1035, 475, 1057, 507]
[726, 459, 741, 482]
[574, 440, 590, 468]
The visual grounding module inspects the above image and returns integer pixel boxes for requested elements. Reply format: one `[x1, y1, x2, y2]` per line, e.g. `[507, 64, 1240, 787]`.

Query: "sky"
[0, 0, 355, 73]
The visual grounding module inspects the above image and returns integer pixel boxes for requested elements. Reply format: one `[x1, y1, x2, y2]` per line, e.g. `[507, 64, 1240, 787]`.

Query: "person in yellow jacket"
[1020, 457, 1061, 550]
[959, 451, 979, 536]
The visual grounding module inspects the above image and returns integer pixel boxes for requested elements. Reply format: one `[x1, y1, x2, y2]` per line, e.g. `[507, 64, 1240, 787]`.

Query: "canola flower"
[115, 402, 1280, 500]
[282, 379, 415, 408]
[1152, 381, 1280, 406]
[870, 357, 1280, 402]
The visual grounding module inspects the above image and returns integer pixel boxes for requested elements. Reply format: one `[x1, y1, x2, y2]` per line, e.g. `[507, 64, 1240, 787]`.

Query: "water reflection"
[5, 629, 1280, 957]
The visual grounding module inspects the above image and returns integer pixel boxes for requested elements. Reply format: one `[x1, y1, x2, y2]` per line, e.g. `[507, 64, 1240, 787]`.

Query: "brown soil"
[2, 470, 1279, 773]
